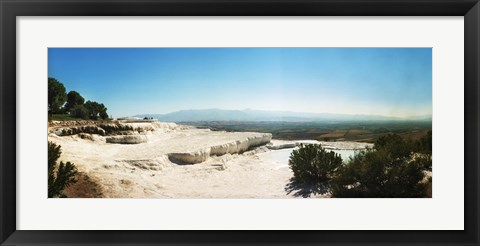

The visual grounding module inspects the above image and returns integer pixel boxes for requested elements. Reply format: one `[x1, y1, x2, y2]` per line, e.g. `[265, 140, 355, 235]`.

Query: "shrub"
[289, 144, 343, 184]
[415, 130, 432, 155]
[48, 142, 78, 198]
[412, 153, 432, 170]
[374, 133, 412, 159]
[331, 135, 427, 198]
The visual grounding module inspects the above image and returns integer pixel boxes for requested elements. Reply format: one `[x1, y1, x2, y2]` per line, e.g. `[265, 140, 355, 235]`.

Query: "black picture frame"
[1, 0, 478, 245]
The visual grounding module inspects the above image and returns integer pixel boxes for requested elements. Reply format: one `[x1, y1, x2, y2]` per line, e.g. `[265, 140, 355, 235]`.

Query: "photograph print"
[47, 48, 432, 198]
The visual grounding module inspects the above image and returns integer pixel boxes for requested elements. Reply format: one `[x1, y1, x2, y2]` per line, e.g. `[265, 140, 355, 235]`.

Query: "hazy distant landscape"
[135, 109, 431, 143]
[135, 108, 432, 122]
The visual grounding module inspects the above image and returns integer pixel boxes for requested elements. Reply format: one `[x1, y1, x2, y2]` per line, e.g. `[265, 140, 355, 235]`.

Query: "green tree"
[99, 107, 109, 120]
[48, 142, 78, 198]
[331, 134, 427, 198]
[84, 101, 108, 120]
[289, 144, 343, 184]
[64, 91, 85, 113]
[48, 77, 67, 115]
[71, 104, 89, 120]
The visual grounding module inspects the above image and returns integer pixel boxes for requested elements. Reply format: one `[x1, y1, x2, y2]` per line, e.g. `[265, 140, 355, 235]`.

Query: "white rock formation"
[106, 135, 148, 144]
[51, 120, 159, 136]
[116, 155, 170, 171]
[54, 126, 106, 136]
[152, 121, 180, 130]
[47, 120, 376, 198]
[168, 133, 272, 164]
[266, 143, 298, 150]
[168, 149, 211, 164]
[210, 134, 272, 155]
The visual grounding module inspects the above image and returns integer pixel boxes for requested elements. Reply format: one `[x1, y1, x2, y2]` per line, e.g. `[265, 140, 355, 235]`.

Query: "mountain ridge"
[133, 108, 432, 123]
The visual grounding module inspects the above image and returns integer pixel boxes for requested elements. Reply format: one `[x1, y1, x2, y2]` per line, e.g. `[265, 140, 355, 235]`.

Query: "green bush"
[412, 154, 432, 171]
[331, 134, 427, 198]
[374, 133, 412, 159]
[48, 142, 78, 198]
[289, 144, 343, 184]
[415, 130, 432, 155]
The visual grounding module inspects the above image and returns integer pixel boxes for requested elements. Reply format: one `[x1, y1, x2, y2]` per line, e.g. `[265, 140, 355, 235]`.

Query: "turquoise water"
[331, 149, 358, 162]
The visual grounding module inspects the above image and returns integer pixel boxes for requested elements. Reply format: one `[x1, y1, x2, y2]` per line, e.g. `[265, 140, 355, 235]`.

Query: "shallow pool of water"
[259, 147, 359, 169]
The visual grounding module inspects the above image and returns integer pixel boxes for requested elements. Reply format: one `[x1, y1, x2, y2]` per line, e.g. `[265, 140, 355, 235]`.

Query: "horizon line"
[129, 108, 433, 119]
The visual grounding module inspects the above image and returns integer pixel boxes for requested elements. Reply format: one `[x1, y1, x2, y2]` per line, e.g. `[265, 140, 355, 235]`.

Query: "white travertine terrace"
[47, 120, 371, 198]
[106, 135, 148, 144]
[168, 133, 272, 164]
[49, 120, 272, 164]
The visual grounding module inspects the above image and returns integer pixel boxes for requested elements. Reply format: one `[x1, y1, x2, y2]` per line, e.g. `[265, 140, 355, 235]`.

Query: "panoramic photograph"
[47, 48, 432, 198]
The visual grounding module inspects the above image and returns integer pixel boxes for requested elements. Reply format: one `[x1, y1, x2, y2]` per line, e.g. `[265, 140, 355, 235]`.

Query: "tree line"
[48, 77, 109, 120]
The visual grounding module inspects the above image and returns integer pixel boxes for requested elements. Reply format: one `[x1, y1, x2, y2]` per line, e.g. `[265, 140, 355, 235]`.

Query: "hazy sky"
[48, 48, 432, 118]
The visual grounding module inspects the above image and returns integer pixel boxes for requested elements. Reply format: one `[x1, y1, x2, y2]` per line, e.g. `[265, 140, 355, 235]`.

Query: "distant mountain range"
[133, 109, 432, 123]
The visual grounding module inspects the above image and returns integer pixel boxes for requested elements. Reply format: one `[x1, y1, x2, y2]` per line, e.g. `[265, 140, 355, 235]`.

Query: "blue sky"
[48, 48, 432, 118]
